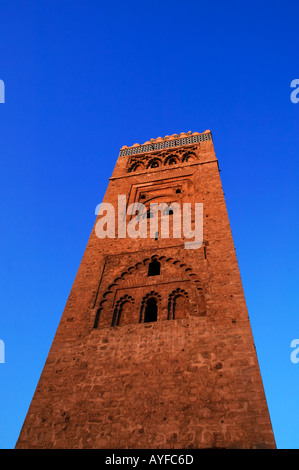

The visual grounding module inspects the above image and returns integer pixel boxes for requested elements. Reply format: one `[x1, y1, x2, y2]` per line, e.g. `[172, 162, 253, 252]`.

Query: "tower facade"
[16, 130, 276, 449]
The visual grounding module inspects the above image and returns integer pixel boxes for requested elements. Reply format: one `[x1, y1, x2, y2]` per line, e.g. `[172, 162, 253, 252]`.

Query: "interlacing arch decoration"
[93, 254, 203, 328]
[128, 162, 145, 172]
[164, 154, 178, 166]
[111, 295, 135, 327]
[182, 151, 197, 163]
[168, 288, 189, 320]
[127, 149, 199, 173]
[146, 158, 162, 169]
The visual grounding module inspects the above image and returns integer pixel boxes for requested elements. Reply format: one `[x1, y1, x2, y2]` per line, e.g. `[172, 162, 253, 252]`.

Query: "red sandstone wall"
[15, 137, 276, 449]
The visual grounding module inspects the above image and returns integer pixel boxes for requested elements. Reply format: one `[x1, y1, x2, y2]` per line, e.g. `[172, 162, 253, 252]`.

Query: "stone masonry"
[15, 130, 276, 449]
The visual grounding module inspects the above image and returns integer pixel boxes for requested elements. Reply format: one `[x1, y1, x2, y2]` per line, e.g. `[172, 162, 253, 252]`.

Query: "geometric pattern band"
[119, 132, 212, 157]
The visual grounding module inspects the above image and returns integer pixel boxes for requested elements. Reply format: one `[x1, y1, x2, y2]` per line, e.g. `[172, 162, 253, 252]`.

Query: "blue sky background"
[0, 0, 298, 449]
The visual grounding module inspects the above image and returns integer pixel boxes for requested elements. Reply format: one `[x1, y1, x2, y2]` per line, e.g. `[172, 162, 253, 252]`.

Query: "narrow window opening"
[176, 188, 181, 194]
[148, 260, 160, 276]
[144, 297, 158, 323]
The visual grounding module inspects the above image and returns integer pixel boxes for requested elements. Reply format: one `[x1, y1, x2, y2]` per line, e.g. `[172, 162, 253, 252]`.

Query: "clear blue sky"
[0, 0, 298, 449]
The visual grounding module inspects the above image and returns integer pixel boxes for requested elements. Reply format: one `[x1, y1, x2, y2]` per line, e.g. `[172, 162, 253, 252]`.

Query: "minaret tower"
[16, 131, 276, 449]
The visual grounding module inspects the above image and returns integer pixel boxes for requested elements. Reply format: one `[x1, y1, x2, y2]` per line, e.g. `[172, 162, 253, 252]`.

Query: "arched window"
[116, 301, 132, 326]
[182, 152, 197, 163]
[147, 159, 160, 169]
[128, 162, 142, 172]
[168, 289, 189, 320]
[111, 295, 134, 326]
[144, 297, 158, 323]
[164, 155, 178, 166]
[139, 291, 161, 323]
[148, 259, 160, 276]
[173, 295, 187, 319]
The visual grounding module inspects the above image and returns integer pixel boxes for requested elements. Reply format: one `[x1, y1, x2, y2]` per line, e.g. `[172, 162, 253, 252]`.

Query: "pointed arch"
[164, 154, 179, 166]
[93, 254, 204, 328]
[182, 151, 197, 163]
[139, 291, 161, 323]
[111, 294, 135, 326]
[148, 259, 160, 276]
[168, 288, 189, 320]
[128, 161, 144, 172]
[146, 158, 161, 169]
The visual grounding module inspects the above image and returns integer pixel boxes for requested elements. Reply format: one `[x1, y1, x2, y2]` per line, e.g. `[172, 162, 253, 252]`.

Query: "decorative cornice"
[119, 130, 212, 157]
